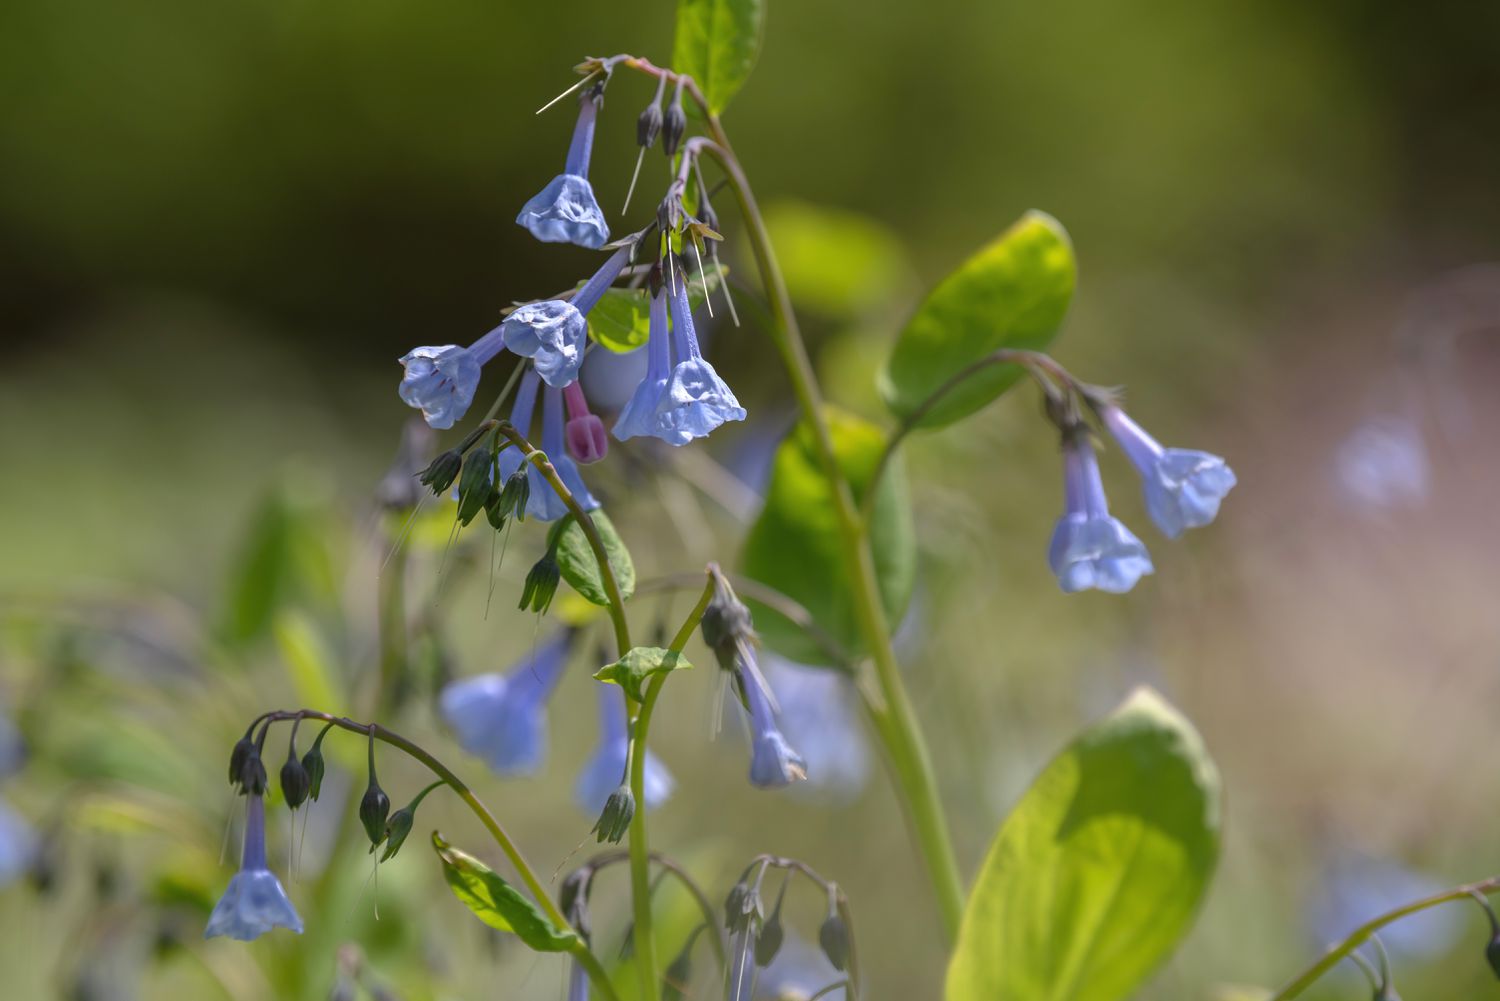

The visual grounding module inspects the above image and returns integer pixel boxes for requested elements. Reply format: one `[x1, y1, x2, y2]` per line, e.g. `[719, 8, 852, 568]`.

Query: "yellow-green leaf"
[672, 0, 765, 115]
[946, 688, 1221, 1001]
[594, 646, 693, 702]
[882, 211, 1076, 429]
[432, 832, 580, 952]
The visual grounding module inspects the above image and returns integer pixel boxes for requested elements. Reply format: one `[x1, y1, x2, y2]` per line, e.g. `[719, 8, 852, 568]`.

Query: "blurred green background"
[3, 0, 1500, 998]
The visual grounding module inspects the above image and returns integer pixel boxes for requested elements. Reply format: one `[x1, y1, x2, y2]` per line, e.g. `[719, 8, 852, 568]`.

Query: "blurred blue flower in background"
[517, 90, 609, 248]
[575, 688, 673, 815]
[1334, 415, 1430, 511]
[0, 798, 36, 887]
[204, 795, 303, 941]
[1048, 434, 1153, 593]
[439, 631, 573, 776]
[1309, 855, 1459, 959]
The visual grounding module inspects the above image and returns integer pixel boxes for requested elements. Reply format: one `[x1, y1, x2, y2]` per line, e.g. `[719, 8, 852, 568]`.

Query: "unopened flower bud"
[228, 730, 256, 790]
[280, 748, 311, 810]
[359, 782, 390, 847]
[662, 78, 687, 156]
[1486, 933, 1500, 980]
[418, 450, 463, 494]
[520, 552, 561, 614]
[819, 912, 850, 971]
[236, 743, 268, 797]
[566, 414, 608, 464]
[592, 785, 634, 844]
[638, 101, 663, 148]
[498, 468, 531, 523]
[724, 879, 761, 931]
[456, 449, 496, 526]
[484, 488, 508, 531]
[378, 806, 414, 861]
[754, 908, 783, 966]
[302, 739, 327, 802]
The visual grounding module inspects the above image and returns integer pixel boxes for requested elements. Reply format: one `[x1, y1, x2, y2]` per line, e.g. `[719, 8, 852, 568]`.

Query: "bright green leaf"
[672, 0, 765, 115]
[946, 687, 1221, 1001]
[431, 832, 580, 952]
[740, 407, 915, 665]
[881, 210, 1076, 430]
[554, 510, 636, 607]
[761, 200, 912, 317]
[594, 646, 693, 702]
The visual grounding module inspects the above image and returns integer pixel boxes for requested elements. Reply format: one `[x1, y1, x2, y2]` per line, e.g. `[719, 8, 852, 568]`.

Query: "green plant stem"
[488, 421, 648, 995]
[1268, 876, 1500, 1000]
[268, 711, 620, 1001]
[691, 100, 966, 942]
[622, 570, 715, 999]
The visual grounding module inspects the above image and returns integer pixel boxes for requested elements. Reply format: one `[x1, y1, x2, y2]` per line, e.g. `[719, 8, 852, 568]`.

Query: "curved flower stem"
[1268, 876, 1500, 1000]
[262, 710, 620, 1001]
[491, 422, 633, 655]
[860, 347, 1080, 519]
[607, 61, 967, 938]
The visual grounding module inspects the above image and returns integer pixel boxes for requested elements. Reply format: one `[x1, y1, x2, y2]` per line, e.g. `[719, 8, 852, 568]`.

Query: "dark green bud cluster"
[592, 785, 634, 844]
[359, 782, 390, 847]
[520, 551, 561, 614]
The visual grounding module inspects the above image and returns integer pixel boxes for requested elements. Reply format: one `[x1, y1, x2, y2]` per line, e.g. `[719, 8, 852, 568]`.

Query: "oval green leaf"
[881, 211, 1076, 430]
[431, 832, 580, 952]
[554, 509, 636, 607]
[672, 0, 765, 115]
[740, 406, 915, 665]
[594, 646, 693, 702]
[946, 687, 1221, 1001]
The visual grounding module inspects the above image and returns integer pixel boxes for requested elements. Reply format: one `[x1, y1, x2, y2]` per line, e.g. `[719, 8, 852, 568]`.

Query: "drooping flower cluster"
[396, 83, 744, 519]
[1048, 404, 1236, 594]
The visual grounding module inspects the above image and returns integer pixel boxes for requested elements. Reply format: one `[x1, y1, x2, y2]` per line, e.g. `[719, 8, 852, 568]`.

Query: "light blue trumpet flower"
[1048, 434, 1154, 594]
[502, 244, 632, 388]
[741, 662, 808, 790]
[574, 688, 673, 815]
[204, 794, 303, 941]
[397, 326, 506, 430]
[517, 90, 609, 248]
[1102, 405, 1236, 538]
[439, 631, 572, 776]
